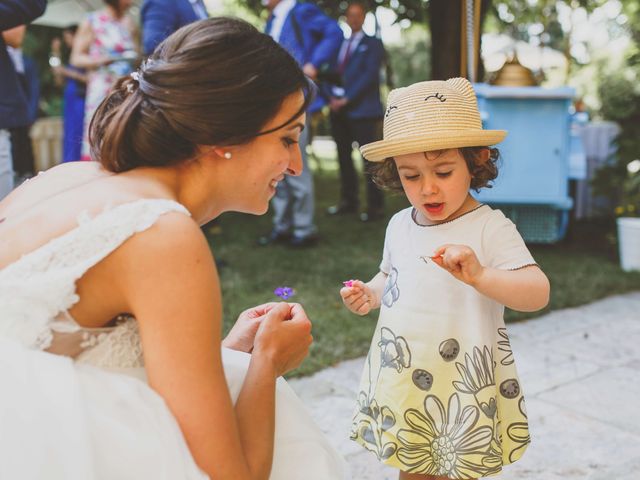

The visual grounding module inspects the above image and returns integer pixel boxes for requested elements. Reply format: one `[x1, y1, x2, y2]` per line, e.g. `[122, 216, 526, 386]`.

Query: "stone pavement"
[289, 292, 640, 480]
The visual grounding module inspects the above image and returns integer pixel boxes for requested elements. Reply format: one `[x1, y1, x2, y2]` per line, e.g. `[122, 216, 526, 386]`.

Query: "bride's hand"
[222, 302, 279, 353]
[253, 302, 313, 377]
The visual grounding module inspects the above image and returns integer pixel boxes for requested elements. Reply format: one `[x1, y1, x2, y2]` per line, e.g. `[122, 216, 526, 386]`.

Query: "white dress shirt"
[269, 0, 296, 43]
[337, 30, 364, 66]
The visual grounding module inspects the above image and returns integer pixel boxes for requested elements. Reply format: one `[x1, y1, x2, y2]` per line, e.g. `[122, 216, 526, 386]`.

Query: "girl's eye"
[436, 171, 452, 178]
[282, 137, 298, 148]
[404, 175, 420, 181]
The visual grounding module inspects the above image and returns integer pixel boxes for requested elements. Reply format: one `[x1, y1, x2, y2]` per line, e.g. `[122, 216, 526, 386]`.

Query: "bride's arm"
[118, 213, 312, 480]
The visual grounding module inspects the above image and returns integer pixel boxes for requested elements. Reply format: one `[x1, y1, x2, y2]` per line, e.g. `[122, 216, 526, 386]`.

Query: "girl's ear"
[475, 147, 491, 165]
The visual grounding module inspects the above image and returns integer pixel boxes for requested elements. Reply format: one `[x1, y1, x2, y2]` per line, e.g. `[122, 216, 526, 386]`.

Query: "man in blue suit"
[0, 0, 47, 200]
[327, 1, 385, 222]
[141, 0, 208, 55]
[259, 0, 342, 247]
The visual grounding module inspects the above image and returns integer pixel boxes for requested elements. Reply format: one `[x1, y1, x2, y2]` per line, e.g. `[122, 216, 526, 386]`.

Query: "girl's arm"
[117, 213, 312, 480]
[432, 244, 550, 312]
[340, 271, 388, 315]
[70, 19, 113, 70]
[471, 265, 550, 312]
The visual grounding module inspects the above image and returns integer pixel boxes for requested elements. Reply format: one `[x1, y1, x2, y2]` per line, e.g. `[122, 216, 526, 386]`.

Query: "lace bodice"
[0, 199, 190, 369]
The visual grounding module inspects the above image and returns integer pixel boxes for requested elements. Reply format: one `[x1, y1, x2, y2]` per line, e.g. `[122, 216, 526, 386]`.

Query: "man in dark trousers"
[259, 0, 342, 247]
[327, 1, 385, 222]
[141, 0, 208, 55]
[0, 0, 46, 200]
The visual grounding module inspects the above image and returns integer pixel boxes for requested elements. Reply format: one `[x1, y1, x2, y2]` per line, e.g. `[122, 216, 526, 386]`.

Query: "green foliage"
[22, 25, 65, 118]
[385, 24, 430, 86]
[591, 7, 640, 218]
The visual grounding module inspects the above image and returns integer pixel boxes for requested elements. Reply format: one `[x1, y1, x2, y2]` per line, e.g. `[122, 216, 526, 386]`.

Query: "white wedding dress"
[0, 199, 348, 480]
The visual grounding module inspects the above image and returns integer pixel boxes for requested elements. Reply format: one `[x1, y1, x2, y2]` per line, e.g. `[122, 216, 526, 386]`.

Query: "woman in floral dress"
[71, 0, 138, 161]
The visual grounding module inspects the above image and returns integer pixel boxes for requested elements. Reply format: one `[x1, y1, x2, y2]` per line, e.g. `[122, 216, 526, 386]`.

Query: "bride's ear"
[209, 147, 233, 160]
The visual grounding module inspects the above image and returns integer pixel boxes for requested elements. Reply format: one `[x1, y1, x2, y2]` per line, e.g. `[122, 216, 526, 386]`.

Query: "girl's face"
[222, 91, 305, 215]
[394, 149, 476, 225]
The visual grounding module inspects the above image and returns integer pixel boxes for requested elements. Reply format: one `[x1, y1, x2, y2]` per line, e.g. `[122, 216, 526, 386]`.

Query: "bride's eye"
[282, 137, 298, 148]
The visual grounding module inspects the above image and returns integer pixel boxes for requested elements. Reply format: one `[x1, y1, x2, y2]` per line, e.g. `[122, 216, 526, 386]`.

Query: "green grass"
[208, 160, 640, 377]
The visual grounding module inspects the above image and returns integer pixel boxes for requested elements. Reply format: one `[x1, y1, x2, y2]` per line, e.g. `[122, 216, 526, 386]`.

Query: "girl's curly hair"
[369, 147, 500, 193]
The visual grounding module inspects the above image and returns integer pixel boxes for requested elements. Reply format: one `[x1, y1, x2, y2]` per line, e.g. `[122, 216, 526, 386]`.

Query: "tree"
[488, 0, 608, 81]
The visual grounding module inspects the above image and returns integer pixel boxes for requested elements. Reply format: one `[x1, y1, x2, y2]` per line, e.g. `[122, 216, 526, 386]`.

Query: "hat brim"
[360, 129, 507, 162]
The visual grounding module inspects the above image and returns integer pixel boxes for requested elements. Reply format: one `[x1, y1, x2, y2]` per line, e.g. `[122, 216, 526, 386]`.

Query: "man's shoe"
[360, 210, 384, 222]
[257, 230, 292, 246]
[289, 233, 319, 248]
[327, 203, 358, 215]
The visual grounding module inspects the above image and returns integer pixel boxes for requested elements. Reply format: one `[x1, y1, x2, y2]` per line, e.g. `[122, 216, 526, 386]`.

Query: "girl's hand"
[431, 244, 485, 286]
[340, 280, 375, 316]
[252, 302, 313, 377]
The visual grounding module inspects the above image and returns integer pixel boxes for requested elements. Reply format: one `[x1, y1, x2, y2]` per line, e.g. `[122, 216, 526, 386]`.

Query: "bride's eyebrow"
[285, 122, 305, 133]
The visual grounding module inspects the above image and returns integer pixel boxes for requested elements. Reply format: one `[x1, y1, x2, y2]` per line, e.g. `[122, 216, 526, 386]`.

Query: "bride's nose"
[286, 149, 303, 176]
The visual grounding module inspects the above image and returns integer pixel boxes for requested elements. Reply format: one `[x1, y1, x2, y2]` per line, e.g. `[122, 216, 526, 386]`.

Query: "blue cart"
[473, 84, 576, 243]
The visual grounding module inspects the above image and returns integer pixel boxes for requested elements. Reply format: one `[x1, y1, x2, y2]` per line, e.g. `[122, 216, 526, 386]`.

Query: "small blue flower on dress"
[274, 286, 295, 300]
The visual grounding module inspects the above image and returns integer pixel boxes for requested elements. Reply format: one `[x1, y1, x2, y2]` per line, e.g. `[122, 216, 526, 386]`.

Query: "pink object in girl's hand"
[343, 280, 355, 288]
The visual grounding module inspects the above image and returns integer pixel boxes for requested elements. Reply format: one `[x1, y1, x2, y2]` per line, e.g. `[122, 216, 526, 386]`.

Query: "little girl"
[340, 78, 550, 480]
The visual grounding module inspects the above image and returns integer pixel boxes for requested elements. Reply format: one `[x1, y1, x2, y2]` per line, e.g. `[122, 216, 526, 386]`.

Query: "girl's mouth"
[424, 203, 444, 214]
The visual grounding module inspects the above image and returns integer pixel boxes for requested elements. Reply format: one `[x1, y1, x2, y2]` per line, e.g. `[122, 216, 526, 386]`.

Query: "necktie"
[266, 13, 274, 35]
[338, 36, 354, 74]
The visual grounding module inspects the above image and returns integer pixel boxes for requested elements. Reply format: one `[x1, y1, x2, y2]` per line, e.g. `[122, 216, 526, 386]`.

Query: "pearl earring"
[224, 152, 232, 159]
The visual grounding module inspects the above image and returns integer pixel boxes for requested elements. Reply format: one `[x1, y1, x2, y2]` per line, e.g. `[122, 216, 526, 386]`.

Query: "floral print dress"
[81, 10, 136, 160]
[351, 205, 536, 479]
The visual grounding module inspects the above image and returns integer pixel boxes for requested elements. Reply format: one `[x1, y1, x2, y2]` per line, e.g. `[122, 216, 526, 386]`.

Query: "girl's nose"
[421, 179, 438, 196]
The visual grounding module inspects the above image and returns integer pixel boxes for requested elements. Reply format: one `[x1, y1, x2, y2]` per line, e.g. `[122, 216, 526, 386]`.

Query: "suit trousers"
[0, 129, 13, 201]
[329, 112, 383, 212]
[271, 120, 317, 238]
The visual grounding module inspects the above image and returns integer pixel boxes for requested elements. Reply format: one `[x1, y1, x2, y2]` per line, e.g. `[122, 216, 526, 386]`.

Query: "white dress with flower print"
[351, 205, 536, 479]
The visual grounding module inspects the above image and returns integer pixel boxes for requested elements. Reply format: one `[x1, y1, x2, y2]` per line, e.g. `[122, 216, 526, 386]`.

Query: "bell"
[490, 54, 538, 87]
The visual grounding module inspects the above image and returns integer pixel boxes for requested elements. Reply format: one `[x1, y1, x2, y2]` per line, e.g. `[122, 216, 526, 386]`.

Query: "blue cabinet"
[472, 84, 575, 243]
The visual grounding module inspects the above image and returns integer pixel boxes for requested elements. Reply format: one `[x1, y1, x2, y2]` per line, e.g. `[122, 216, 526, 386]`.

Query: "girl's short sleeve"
[379, 212, 401, 275]
[482, 210, 537, 270]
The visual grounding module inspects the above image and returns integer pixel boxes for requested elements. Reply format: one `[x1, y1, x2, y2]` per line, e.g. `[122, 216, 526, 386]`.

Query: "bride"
[0, 17, 348, 480]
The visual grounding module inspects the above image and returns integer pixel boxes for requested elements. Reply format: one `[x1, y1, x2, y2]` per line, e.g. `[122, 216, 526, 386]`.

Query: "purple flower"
[274, 286, 295, 300]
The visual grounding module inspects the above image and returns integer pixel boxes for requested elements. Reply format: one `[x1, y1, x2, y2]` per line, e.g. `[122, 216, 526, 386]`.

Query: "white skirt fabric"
[0, 338, 349, 480]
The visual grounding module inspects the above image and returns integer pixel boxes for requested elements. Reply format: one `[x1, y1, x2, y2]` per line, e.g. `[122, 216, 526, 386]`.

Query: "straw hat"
[360, 77, 507, 162]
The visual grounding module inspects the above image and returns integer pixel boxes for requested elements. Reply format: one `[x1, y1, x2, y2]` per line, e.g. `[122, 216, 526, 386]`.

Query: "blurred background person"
[327, 1, 385, 222]
[50, 27, 87, 163]
[71, 0, 138, 161]
[259, 0, 343, 248]
[3, 25, 40, 184]
[141, 0, 208, 56]
[1, 0, 46, 200]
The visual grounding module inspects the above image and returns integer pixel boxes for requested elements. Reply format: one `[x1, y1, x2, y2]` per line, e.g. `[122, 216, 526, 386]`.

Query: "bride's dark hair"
[90, 17, 312, 172]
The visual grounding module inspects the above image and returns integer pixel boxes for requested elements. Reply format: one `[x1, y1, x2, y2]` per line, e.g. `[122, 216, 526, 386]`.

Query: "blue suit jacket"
[141, 0, 206, 55]
[0, 0, 46, 129]
[266, 2, 342, 113]
[340, 35, 384, 120]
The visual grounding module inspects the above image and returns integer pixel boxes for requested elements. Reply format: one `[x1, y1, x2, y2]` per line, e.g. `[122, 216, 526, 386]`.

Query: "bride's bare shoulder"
[0, 162, 111, 215]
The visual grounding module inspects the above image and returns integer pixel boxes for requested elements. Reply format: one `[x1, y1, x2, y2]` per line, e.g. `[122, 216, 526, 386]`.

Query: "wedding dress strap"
[3, 198, 189, 276]
[0, 199, 190, 349]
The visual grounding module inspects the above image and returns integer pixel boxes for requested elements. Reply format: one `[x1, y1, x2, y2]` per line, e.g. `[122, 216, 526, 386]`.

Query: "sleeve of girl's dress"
[482, 209, 537, 271]
[379, 210, 402, 275]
